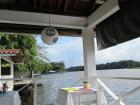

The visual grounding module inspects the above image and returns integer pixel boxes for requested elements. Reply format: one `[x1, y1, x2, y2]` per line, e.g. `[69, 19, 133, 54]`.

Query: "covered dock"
[0, 49, 20, 91]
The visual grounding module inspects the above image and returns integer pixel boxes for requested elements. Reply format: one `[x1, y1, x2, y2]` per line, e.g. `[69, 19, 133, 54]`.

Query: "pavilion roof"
[0, 49, 21, 63]
[0, 0, 138, 50]
[0, 49, 20, 55]
[0, 0, 106, 17]
[0, 0, 106, 36]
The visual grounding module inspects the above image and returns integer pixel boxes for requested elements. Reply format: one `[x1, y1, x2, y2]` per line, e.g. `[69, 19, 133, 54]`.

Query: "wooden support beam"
[0, 9, 86, 29]
[87, 0, 119, 28]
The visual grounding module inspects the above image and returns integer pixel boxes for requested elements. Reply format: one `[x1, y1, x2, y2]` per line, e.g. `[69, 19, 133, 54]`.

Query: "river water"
[37, 69, 140, 105]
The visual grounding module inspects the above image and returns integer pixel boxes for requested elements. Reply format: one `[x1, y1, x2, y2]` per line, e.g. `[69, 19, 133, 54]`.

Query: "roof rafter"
[0, 9, 86, 29]
[87, 0, 119, 28]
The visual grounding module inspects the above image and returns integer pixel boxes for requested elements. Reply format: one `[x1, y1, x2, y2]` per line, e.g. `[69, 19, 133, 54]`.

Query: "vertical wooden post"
[11, 63, 14, 90]
[0, 57, 1, 78]
[11, 63, 14, 77]
[33, 78, 37, 105]
[0, 57, 1, 87]
[82, 28, 97, 88]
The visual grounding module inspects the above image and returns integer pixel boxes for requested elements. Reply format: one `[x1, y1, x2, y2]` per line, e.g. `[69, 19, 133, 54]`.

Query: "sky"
[36, 35, 140, 68]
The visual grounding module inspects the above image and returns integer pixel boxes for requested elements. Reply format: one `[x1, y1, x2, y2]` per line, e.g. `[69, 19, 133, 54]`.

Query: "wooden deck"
[14, 80, 32, 85]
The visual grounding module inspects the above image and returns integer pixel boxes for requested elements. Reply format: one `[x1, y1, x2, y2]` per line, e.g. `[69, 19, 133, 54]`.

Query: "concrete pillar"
[82, 28, 97, 87]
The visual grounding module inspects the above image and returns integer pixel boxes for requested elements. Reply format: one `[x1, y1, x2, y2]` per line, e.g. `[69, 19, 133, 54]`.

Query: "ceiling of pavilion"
[1, 0, 140, 50]
[0, 0, 106, 17]
[0, 0, 106, 35]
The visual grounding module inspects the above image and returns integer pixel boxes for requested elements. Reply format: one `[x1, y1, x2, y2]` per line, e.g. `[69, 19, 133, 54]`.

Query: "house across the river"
[0, 49, 20, 91]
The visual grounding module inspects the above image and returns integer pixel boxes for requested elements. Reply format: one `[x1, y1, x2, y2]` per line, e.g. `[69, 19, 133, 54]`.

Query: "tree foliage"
[0, 33, 37, 62]
[0, 33, 52, 73]
[96, 60, 140, 70]
[50, 61, 65, 72]
[0, 33, 66, 73]
[66, 66, 84, 72]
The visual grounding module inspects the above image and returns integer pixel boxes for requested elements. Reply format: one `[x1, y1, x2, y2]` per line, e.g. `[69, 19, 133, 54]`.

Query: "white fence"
[96, 76, 140, 105]
[0, 76, 140, 105]
[0, 75, 13, 91]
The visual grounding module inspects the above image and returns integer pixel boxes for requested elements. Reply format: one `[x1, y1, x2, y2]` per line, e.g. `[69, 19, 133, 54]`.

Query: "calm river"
[37, 69, 140, 105]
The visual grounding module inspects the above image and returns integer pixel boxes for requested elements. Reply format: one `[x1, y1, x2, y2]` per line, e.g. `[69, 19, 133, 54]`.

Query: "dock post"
[0, 57, 1, 87]
[33, 78, 37, 105]
[11, 63, 14, 90]
[82, 27, 97, 88]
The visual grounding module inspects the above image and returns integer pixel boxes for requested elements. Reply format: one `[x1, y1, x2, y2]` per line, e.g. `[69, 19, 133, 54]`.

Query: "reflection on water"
[37, 69, 140, 105]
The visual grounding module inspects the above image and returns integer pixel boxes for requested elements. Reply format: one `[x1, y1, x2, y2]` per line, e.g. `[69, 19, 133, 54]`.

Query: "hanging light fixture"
[41, 14, 59, 45]
[45, 14, 55, 36]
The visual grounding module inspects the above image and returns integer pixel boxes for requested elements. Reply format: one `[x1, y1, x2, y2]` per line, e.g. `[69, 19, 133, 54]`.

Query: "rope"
[71, 77, 83, 87]
[18, 83, 31, 92]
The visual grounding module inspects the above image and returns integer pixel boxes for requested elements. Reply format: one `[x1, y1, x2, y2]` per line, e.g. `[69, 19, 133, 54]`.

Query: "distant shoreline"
[65, 60, 140, 72]
[43, 68, 140, 75]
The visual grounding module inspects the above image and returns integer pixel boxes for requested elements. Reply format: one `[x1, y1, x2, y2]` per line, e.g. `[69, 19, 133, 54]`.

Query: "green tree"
[0, 33, 52, 73]
[51, 61, 65, 72]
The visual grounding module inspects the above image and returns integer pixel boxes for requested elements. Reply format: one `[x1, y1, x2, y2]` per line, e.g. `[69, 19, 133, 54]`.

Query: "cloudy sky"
[36, 35, 140, 68]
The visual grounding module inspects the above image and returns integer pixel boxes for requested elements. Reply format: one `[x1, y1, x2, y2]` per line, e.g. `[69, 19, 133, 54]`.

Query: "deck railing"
[0, 76, 140, 105]
[0, 77, 38, 105]
[96, 76, 140, 105]
[0, 75, 14, 91]
[97, 78, 125, 105]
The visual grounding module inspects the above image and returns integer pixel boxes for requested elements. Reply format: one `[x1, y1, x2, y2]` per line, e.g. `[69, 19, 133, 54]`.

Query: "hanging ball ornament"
[41, 27, 59, 45]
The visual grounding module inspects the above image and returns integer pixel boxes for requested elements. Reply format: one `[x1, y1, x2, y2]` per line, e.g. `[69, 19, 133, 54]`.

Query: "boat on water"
[47, 71, 57, 74]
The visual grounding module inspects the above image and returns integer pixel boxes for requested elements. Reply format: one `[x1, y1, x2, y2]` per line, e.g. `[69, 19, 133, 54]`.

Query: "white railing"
[66, 76, 140, 105]
[0, 76, 140, 105]
[1, 75, 13, 78]
[0, 75, 14, 91]
[96, 76, 140, 105]
[70, 76, 140, 105]
[97, 78, 125, 105]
